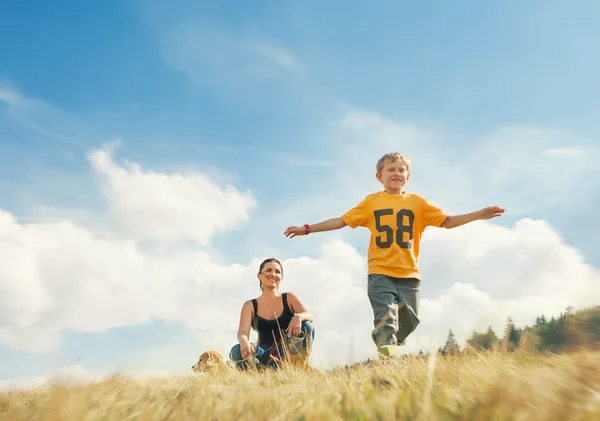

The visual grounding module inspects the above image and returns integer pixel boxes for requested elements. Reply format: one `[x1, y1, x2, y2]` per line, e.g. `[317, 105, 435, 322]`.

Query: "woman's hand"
[285, 314, 303, 337]
[240, 338, 255, 360]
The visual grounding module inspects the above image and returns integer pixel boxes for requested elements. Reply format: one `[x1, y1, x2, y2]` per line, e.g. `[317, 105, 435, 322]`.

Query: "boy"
[284, 152, 504, 358]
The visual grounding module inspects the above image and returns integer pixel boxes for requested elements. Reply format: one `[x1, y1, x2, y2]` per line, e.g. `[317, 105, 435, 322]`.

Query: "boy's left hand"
[479, 206, 505, 219]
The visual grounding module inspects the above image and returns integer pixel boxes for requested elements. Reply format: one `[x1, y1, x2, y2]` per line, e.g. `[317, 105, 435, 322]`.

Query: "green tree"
[443, 329, 460, 356]
[535, 315, 547, 327]
[537, 313, 568, 353]
[467, 326, 498, 351]
[564, 305, 600, 349]
[502, 317, 521, 351]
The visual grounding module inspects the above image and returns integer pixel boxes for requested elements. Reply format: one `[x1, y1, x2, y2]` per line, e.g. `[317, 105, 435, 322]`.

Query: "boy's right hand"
[284, 226, 306, 238]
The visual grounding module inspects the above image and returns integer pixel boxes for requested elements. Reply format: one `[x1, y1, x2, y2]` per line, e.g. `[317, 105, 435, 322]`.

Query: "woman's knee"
[229, 343, 242, 361]
[301, 320, 315, 338]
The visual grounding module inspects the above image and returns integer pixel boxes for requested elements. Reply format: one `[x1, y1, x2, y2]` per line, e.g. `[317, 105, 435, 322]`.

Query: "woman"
[229, 257, 315, 369]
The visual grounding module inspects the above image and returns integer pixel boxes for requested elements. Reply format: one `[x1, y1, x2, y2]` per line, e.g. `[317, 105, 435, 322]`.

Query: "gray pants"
[367, 274, 420, 348]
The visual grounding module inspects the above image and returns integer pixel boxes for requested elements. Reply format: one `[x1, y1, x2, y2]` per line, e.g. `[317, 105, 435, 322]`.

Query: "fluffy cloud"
[414, 218, 600, 349]
[1, 145, 598, 373]
[0, 146, 257, 353]
[90, 147, 256, 245]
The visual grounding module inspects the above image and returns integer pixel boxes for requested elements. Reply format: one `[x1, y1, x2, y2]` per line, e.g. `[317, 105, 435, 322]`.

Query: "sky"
[1, 0, 599, 388]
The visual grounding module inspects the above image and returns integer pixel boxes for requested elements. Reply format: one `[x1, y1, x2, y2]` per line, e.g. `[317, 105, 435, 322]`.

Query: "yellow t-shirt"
[341, 191, 448, 280]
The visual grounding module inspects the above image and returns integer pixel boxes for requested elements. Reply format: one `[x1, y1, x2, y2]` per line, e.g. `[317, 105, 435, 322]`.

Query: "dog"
[192, 350, 229, 374]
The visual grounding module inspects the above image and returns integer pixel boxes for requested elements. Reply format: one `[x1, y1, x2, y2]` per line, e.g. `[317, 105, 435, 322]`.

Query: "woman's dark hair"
[258, 257, 283, 290]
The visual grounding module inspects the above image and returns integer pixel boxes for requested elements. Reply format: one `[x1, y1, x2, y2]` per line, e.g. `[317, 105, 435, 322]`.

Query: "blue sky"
[1, 0, 599, 385]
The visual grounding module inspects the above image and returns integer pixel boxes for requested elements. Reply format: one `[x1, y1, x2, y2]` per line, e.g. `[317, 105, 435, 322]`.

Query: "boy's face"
[376, 159, 410, 193]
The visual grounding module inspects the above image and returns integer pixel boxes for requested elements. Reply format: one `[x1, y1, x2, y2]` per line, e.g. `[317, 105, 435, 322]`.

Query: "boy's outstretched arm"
[442, 206, 505, 229]
[284, 217, 347, 238]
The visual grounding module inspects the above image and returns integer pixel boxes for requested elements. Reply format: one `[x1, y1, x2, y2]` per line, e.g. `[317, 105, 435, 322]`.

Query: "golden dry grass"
[1, 350, 599, 421]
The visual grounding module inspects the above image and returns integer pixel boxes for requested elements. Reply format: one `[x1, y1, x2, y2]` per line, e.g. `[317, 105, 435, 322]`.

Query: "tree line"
[435, 305, 600, 356]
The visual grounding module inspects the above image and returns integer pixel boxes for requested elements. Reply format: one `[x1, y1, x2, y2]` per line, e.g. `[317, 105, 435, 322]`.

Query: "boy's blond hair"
[376, 152, 412, 174]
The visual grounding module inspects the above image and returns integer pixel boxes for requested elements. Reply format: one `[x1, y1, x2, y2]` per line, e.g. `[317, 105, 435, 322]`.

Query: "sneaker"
[372, 329, 399, 359]
[377, 345, 397, 359]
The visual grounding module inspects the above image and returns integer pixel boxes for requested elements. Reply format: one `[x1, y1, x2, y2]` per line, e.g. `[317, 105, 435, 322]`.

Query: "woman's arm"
[236, 300, 254, 344]
[237, 300, 256, 359]
[287, 292, 313, 322]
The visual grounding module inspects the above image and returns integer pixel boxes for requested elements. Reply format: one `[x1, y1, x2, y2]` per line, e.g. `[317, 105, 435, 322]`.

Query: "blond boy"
[284, 152, 504, 357]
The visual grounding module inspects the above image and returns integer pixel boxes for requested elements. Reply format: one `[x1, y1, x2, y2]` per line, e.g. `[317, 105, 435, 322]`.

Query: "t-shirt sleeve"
[420, 196, 449, 227]
[341, 198, 370, 228]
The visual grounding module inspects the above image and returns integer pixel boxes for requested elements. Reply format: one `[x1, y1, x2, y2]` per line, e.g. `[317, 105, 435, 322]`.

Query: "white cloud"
[414, 218, 600, 349]
[89, 146, 256, 245]
[0, 146, 258, 353]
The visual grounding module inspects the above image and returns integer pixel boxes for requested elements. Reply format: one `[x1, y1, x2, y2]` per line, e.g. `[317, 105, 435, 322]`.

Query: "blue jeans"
[229, 321, 315, 370]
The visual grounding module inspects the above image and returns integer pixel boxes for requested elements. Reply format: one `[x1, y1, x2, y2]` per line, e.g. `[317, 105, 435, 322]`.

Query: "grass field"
[1, 349, 599, 420]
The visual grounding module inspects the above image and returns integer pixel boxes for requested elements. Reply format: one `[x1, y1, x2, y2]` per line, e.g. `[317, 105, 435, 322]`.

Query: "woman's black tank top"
[251, 293, 295, 347]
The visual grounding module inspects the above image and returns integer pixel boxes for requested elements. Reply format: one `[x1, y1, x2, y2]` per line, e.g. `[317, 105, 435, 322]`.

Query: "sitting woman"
[229, 257, 315, 370]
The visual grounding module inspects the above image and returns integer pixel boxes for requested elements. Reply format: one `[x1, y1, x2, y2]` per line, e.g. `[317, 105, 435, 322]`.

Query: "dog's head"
[192, 350, 227, 373]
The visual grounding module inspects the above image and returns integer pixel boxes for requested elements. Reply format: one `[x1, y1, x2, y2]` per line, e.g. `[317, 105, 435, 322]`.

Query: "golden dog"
[192, 350, 229, 373]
